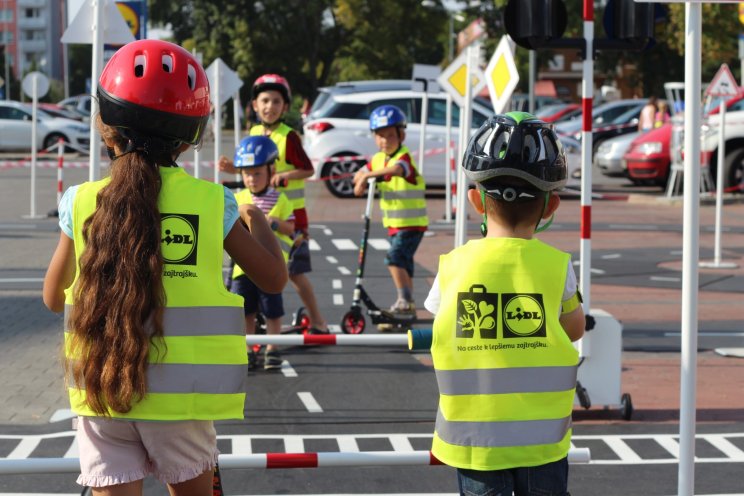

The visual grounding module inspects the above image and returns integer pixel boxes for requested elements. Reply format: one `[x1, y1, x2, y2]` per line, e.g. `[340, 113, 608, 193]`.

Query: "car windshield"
[535, 103, 567, 117]
[610, 105, 642, 124]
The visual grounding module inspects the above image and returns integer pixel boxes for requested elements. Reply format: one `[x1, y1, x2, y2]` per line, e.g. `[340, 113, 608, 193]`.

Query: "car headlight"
[635, 142, 662, 155]
[597, 142, 611, 154]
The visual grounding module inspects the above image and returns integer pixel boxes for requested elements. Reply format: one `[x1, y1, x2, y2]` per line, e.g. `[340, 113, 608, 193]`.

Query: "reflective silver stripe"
[382, 190, 426, 200]
[65, 305, 244, 337]
[436, 408, 571, 447]
[384, 208, 428, 219]
[435, 366, 577, 395]
[69, 363, 247, 394]
[147, 363, 246, 393]
[279, 238, 293, 254]
[282, 188, 305, 200]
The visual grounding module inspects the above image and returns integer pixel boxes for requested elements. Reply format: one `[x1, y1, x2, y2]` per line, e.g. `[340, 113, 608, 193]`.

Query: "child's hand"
[271, 173, 289, 188]
[353, 169, 368, 196]
[218, 155, 237, 174]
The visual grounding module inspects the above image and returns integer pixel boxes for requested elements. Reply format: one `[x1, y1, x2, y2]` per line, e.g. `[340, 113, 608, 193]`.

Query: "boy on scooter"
[352, 105, 429, 327]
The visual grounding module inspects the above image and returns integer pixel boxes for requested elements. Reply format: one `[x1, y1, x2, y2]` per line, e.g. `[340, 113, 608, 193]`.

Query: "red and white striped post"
[579, 0, 594, 353]
[56, 138, 64, 206]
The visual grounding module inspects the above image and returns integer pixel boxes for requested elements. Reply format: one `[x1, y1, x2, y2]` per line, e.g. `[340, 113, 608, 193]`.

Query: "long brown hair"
[66, 116, 166, 415]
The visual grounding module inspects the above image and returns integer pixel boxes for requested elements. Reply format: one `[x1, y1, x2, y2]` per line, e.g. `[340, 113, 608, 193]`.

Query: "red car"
[624, 94, 744, 186]
[534, 102, 580, 123]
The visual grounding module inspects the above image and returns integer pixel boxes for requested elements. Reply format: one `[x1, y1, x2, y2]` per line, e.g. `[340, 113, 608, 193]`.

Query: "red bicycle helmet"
[98, 39, 210, 145]
[251, 74, 291, 103]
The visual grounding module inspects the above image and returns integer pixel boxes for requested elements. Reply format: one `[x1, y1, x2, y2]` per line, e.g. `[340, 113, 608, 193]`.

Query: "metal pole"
[88, 0, 104, 182]
[444, 93, 453, 222]
[61, 1, 69, 99]
[3, 0, 10, 101]
[579, 0, 594, 356]
[29, 75, 38, 218]
[416, 79, 429, 175]
[528, 50, 536, 113]
[448, 13, 454, 63]
[455, 44, 475, 248]
[213, 68, 221, 184]
[678, 5, 701, 496]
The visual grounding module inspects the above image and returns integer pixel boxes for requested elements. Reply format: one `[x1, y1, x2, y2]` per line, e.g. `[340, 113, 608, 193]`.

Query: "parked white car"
[699, 100, 744, 190]
[303, 87, 579, 197]
[595, 131, 640, 178]
[0, 101, 90, 152]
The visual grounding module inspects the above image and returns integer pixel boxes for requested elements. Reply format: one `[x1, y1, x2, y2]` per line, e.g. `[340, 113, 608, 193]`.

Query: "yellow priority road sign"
[485, 36, 519, 114]
[437, 46, 486, 108]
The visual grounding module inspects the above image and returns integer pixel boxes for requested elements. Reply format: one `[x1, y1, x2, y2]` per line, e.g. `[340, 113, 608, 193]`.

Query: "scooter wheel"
[341, 310, 366, 334]
[292, 307, 311, 333]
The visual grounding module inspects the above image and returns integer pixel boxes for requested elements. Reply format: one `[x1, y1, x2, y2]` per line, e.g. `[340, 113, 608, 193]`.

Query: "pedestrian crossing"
[2, 432, 744, 466]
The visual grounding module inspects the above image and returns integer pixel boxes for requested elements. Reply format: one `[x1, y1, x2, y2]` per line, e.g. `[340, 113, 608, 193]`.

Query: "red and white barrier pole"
[56, 139, 64, 206]
[0, 449, 590, 475]
[578, 0, 594, 358]
[246, 334, 409, 347]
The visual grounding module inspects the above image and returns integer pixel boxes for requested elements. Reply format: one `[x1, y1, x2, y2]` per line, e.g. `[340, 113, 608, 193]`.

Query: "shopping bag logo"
[456, 284, 498, 339]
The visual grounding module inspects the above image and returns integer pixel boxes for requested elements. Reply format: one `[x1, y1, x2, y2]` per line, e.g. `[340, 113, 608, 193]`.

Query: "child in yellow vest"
[424, 112, 585, 496]
[352, 105, 428, 321]
[231, 136, 295, 370]
[218, 74, 328, 334]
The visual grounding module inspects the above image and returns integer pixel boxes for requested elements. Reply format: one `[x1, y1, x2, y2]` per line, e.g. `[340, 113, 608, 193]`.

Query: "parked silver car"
[595, 131, 640, 178]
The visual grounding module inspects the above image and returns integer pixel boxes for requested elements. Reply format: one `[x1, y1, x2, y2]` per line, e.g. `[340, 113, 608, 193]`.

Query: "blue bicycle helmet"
[233, 136, 279, 168]
[369, 105, 407, 131]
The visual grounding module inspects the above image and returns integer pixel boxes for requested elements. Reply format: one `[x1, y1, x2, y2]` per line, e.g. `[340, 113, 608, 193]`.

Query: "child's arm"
[268, 216, 295, 237]
[43, 233, 76, 313]
[218, 155, 238, 174]
[559, 293, 585, 342]
[271, 131, 314, 187]
[225, 204, 288, 294]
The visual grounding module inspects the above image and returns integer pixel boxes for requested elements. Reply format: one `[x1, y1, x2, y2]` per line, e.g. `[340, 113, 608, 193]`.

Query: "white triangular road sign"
[61, 0, 135, 45]
[206, 58, 244, 107]
[706, 63, 739, 98]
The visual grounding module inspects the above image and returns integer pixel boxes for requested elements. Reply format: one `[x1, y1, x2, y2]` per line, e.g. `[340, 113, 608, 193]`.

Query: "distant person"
[639, 95, 658, 132]
[655, 100, 671, 128]
[219, 74, 329, 334]
[424, 112, 585, 496]
[42, 39, 286, 495]
[230, 136, 295, 370]
[352, 105, 428, 325]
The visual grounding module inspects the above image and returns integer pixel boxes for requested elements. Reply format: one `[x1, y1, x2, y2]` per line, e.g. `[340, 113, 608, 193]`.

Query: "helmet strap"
[534, 192, 554, 233]
[479, 190, 488, 237]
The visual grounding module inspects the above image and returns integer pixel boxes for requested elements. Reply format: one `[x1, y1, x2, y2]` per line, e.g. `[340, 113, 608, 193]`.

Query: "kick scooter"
[340, 178, 434, 334]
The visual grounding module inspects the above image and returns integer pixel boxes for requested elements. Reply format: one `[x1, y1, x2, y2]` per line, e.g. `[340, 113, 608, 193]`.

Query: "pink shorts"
[75, 416, 219, 487]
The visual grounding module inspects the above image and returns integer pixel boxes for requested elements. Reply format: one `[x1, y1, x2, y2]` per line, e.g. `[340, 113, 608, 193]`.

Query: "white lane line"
[650, 276, 681, 282]
[332, 279, 343, 289]
[336, 435, 360, 452]
[7, 438, 40, 459]
[323, 228, 333, 236]
[333, 294, 344, 306]
[604, 437, 642, 463]
[308, 239, 321, 251]
[601, 253, 622, 259]
[297, 392, 323, 413]
[0, 278, 44, 283]
[368, 238, 391, 250]
[64, 438, 78, 458]
[326, 255, 338, 264]
[332, 239, 358, 250]
[706, 435, 744, 461]
[389, 434, 414, 452]
[280, 360, 297, 378]
[655, 435, 680, 458]
[231, 435, 253, 455]
[670, 250, 683, 255]
[49, 409, 75, 423]
[570, 261, 605, 274]
[338, 266, 351, 275]
[284, 435, 305, 452]
[665, 332, 744, 337]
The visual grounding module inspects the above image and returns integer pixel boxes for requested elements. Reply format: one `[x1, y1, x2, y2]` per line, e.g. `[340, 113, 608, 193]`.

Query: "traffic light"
[606, 0, 655, 43]
[503, 0, 567, 50]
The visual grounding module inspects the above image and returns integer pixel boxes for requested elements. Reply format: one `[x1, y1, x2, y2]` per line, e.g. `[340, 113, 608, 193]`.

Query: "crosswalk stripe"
[332, 239, 358, 250]
[368, 238, 391, 250]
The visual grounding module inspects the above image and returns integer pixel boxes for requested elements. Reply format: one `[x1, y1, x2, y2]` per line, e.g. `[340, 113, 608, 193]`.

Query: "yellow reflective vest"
[369, 146, 428, 229]
[232, 188, 293, 279]
[430, 237, 578, 470]
[250, 123, 306, 210]
[64, 166, 247, 421]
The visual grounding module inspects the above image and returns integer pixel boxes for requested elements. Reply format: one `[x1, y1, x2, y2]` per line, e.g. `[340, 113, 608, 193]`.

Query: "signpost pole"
[444, 93, 453, 223]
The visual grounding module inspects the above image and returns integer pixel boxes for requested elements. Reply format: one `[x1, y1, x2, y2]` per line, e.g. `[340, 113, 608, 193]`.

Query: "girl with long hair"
[43, 39, 287, 496]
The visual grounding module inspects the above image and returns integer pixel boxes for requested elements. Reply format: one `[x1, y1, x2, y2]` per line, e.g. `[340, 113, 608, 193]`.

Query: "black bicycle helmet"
[463, 111, 567, 196]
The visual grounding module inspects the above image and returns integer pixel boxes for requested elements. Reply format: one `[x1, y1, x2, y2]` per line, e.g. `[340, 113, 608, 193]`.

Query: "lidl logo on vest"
[502, 293, 546, 338]
[161, 213, 198, 265]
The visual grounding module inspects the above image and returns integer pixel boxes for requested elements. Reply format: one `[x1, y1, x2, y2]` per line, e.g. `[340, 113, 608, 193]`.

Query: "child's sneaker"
[247, 350, 258, 371]
[264, 349, 282, 370]
[389, 299, 416, 317]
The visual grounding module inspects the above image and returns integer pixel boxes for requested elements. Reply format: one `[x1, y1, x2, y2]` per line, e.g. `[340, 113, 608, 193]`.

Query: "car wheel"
[42, 133, 69, 152]
[321, 154, 366, 198]
[724, 148, 744, 192]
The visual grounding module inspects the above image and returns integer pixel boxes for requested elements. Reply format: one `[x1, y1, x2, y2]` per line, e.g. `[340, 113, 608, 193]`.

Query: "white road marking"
[603, 437, 642, 463]
[609, 224, 659, 230]
[49, 409, 74, 423]
[7, 438, 40, 459]
[601, 253, 622, 259]
[650, 276, 681, 282]
[231, 435, 253, 455]
[337, 266, 351, 275]
[327, 324, 342, 334]
[665, 332, 744, 337]
[308, 239, 321, 251]
[297, 392, 323, 413]
[326, 255, 338, 264]
[332, 279, 343, 289]
[332, 239, 358, 250]
[368, 238, 391, 250]
[323, 228, 333, 236]
[280, 360, 297, 378]
[333, 294, 344, 306]
[284, 435, 305, 452]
